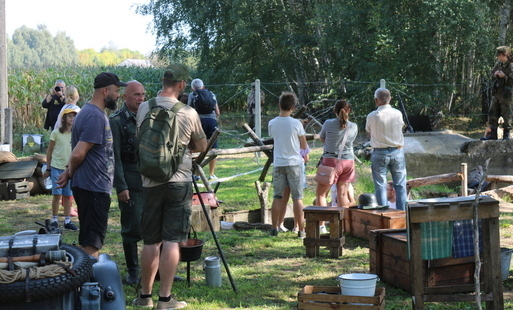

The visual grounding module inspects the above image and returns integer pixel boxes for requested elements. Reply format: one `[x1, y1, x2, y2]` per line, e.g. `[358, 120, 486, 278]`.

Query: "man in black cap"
[133, 64, 206, 310]
[482, 46, 513, 140]
[57, 72, 127, 258]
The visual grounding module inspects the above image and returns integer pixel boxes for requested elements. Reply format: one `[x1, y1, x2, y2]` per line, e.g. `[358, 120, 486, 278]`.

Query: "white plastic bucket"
[337, 273, 379, 297]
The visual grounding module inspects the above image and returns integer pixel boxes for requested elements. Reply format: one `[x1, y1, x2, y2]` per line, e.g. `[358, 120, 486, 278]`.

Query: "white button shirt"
[365, 104, 404, 148]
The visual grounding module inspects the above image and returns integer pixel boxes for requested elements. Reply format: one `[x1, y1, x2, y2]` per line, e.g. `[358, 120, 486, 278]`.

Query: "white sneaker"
[319, 225, 328, 234]
[278, 225, 288, 232]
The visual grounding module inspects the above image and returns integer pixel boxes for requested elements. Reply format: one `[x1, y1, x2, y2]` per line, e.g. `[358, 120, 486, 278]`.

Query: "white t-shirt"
[388, 201, 397, 209]
[268, 116, 305, 167]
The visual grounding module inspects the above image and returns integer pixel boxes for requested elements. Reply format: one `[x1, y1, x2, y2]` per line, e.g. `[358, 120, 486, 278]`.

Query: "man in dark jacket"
[42, 79, 66, 130]
[109, 80, 145, 285]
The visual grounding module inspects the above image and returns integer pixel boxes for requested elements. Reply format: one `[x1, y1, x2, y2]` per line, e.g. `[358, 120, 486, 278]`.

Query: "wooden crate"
[298, 285, 385, 310]
[369, 229, 477, 292]
[0, 181, 30, 200]
[349, 208, 406, 240]
[190, 205, 220, 232]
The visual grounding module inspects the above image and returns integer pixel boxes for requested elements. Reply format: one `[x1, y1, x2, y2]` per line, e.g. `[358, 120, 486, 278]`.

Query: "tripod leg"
[192, 172, 238, 293]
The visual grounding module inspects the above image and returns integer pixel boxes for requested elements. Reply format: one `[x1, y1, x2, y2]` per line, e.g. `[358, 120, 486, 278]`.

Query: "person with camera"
[42, 79, 67, 130]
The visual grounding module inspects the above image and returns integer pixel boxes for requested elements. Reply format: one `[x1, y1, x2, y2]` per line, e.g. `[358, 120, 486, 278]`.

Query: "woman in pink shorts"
[316, 100, 358, 207]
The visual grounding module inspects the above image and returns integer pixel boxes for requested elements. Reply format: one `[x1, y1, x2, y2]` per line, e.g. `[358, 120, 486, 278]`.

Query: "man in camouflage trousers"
[482, 46, 513, 140]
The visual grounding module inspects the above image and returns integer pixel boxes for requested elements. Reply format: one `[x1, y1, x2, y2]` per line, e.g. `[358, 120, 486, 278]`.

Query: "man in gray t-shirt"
[58, 72, 127, 258]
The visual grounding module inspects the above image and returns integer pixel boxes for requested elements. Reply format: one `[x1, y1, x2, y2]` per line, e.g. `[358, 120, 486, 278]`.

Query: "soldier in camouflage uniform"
[109, 80, 146, 285]
[482, 46, 513, 140]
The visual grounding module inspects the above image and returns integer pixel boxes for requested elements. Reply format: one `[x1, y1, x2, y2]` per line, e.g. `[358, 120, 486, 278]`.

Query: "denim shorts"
[272, 165, 304, 200]
[51, 168, 73, 196]
[141, 182, 192, 244]
[200, 118, 219, 148]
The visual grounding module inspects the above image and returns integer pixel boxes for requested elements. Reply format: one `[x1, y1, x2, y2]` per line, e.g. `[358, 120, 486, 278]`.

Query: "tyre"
[0, 244, 93, 304]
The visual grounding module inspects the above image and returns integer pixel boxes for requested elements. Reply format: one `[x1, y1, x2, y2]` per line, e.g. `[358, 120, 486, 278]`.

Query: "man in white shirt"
[365, 88, 407, 210]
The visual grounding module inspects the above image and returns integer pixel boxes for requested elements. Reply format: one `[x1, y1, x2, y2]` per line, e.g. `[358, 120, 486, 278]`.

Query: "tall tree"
[8, 25, 79, 68]
[139, 0, 505, 116]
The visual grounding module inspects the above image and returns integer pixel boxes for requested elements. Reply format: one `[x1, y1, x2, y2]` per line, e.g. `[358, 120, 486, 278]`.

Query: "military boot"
[123, 242, 139, 285]
[480, 128, 498, 140]
[504, 128, 510, 140]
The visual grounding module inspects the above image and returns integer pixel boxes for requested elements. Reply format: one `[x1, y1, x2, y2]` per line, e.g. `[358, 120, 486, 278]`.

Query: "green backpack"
[138, 98, 186, 182]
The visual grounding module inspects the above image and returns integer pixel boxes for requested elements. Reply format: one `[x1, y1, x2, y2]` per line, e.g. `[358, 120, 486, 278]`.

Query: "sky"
[5, 0, 157, 56]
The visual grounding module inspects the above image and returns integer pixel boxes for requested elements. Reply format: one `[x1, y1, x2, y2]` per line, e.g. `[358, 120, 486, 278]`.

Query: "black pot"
[180, 239, 204, 262]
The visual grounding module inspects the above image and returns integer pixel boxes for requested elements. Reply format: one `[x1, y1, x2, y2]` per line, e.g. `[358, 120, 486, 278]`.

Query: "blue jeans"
[371, 147, 407, 210]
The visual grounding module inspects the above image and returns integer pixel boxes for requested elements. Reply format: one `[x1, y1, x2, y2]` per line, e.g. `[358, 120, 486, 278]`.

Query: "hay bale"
[0, 151, 17, 164]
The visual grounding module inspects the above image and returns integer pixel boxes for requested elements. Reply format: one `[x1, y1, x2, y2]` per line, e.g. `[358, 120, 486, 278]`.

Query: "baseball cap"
[62, 109, 77, 115]
[94, 72, 128, 89]
[496, 46, 511, 56]
[163, 63, 191, 81]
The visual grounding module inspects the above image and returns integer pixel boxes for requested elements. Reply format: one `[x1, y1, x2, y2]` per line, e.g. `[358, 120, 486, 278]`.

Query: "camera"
[55, 86, 62, 92]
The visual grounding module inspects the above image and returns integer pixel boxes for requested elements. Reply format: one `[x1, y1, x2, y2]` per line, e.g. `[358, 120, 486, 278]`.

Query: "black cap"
[94, 72, 128, 89]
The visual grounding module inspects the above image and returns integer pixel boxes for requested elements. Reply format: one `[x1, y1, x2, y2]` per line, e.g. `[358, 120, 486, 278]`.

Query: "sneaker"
[132, 297, 154, 308]
[208, 175, 217, 180]
[298, 231, 306, 239]
[50, 221, 58, 229]
[278, 225, 288, 232]
[64, 222, 79, 231]
[70, 208, 78, 217]
[269, 228, 278, 237]
[156, 296, 187, 309]
[319, 225, 328, 234]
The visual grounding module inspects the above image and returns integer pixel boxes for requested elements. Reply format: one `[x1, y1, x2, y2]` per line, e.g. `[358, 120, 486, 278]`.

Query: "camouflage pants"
[488, 96, 513, 130]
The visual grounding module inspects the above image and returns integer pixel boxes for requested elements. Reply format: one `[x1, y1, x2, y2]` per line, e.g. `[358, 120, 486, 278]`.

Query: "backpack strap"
[148, 98, 157, 109]
[148, 97, 185, 112]
[171, 101, 186, 113]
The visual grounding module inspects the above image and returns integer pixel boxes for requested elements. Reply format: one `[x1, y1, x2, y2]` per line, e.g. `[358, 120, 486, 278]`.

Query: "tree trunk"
[498, 0, 512, 45]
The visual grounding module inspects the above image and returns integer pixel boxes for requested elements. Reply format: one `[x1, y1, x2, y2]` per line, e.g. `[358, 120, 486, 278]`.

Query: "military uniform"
[485, 46, 513, 140]
[109, 104, 143, 284]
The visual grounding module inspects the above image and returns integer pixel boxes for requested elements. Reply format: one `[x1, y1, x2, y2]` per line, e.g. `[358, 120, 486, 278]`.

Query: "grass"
[1, 146, 513, 309]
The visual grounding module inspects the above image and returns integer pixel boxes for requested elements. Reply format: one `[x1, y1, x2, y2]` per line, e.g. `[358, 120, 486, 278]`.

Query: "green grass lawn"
[1, 147, 512, 309]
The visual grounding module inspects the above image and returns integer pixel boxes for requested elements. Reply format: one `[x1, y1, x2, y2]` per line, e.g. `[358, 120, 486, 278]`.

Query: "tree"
[8, 25, 79, 68]
[139, 0, 506, 116]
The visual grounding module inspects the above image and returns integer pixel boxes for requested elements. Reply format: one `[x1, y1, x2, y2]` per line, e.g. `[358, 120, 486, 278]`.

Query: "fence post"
[380, 79, 386, 88]
[255, 79, 261, 139]
[461, 163, 468, 196]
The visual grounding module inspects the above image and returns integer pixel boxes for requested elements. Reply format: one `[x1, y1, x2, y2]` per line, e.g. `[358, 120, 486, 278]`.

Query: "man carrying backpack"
[133, 64, 206, 310]
[188, 78, 220, 179]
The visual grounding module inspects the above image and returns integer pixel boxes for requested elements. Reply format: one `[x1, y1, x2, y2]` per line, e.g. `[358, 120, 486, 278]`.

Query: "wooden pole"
[461, 163, 468, 197]
[0, 0, 8, 148]
[243, 123, 273, 223]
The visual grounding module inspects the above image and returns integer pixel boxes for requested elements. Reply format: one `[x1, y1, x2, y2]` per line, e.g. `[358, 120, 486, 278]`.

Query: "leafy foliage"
[8, 26, 148, 68]
[137, 0, 503, 116]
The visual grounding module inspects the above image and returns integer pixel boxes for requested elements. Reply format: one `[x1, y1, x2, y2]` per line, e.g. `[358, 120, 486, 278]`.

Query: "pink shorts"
[321, 158, 355, 183]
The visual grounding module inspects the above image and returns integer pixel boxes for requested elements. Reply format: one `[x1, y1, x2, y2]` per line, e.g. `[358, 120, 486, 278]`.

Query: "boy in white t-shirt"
[268, 92, 310, 238]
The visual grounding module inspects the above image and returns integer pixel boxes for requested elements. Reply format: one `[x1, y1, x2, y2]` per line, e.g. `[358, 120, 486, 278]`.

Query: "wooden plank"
[0, 160, 38, 180]
[486, 175, 513, 183]
[423, 293, 494, 302]
[408, 198, 499, 223]
[407, 172, 463, 188]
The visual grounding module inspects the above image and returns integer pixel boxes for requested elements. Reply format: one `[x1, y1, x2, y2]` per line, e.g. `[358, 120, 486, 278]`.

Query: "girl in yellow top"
[43, 109, 78, 230]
